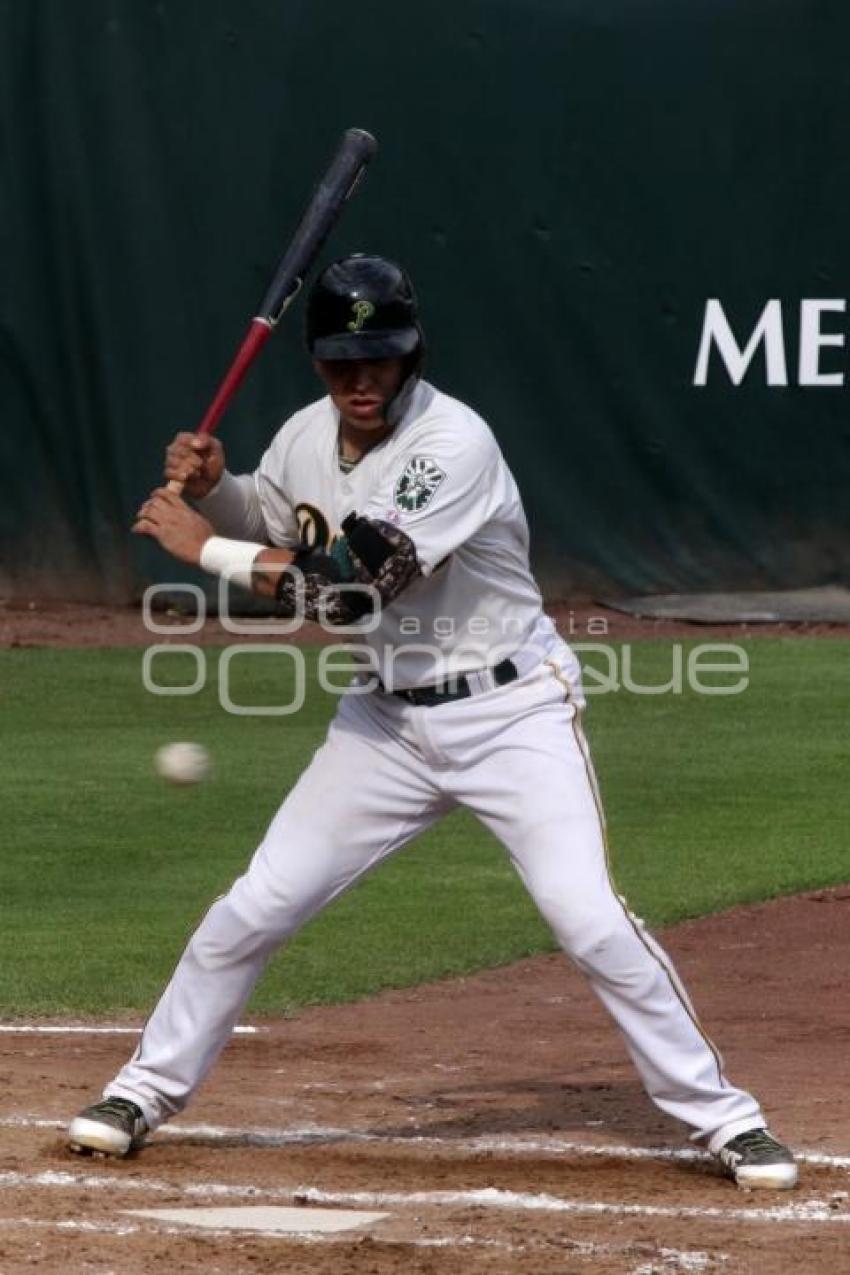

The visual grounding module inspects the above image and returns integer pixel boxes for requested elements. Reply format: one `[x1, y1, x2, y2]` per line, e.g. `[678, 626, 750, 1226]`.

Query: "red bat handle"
[198, 318, 273, 434]
[166, 318, 272, 493]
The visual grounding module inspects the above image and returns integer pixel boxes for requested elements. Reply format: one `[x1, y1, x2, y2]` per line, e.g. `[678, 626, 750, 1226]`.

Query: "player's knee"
[564, 919, 627, 968]
[553, 907, 664, 995]
[561, 916, 625, 965]
[237, 855, 331, 932]
[188, 886, 296, 970]
[533, 889, 626, 965]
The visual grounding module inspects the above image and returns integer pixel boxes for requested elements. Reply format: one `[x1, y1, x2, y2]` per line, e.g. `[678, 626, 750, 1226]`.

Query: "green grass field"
[0, 640, 847, 1017]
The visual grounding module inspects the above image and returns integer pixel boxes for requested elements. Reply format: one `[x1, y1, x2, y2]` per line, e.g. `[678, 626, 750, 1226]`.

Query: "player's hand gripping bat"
[167, 127, 378, 495]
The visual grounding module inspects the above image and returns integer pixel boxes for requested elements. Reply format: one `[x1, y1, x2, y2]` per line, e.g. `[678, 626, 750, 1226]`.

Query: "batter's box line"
[0, 1024, 261, 1035]
[0, 1215, 518, 1253]
[0, 1215, 731, 1268]
[0, 1215, 378, 1246]
[3, 1116, 850, 1170]
[1, 1170, 849, 1226]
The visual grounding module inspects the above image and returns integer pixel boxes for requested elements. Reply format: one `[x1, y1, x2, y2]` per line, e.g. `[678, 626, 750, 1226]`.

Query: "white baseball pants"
[109, 635, 764, 1151]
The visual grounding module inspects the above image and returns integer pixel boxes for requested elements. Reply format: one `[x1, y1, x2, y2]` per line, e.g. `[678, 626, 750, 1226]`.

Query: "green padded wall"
[2, 0, 847, 599]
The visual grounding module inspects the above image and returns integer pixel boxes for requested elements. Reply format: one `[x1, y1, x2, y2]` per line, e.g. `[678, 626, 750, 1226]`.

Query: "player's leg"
[69, 692, 448, 1154]
[440, 651, 796, 1187]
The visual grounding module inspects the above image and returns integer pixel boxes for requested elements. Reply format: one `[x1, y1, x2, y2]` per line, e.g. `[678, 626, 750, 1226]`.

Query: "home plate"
[125, 1206, 389, 1234]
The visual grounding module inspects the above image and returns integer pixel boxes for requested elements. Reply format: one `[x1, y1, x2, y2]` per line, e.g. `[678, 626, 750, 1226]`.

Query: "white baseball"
[154, 741, 211, 786]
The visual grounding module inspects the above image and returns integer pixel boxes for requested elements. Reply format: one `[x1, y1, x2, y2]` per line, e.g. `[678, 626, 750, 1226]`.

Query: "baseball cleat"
[717, 1128, 798, 1189]
[68, 1096, 148, 1158]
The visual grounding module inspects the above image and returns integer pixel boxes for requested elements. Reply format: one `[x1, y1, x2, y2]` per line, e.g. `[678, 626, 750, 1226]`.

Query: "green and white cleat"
[68, 1097, 148, 1158]
[717, 1128, 798, 1189]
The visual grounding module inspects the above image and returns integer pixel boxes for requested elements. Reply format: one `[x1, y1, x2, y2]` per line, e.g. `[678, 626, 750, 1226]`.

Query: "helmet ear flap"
[402, 325, 426, 379]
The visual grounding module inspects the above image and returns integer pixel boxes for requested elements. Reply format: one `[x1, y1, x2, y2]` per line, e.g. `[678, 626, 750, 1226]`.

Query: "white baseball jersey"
[204, 379, 545, 688]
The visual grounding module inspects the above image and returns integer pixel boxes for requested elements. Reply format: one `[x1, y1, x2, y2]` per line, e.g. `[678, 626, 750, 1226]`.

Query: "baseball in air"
[153, 741, 211, 786]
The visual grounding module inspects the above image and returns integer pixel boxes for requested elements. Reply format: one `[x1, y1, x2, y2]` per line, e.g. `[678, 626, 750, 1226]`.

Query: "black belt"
[389, 658, 519, 707]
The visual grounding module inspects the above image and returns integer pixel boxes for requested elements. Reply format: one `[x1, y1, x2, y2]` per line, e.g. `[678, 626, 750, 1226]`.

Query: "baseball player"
[68, 255, 797, 1190]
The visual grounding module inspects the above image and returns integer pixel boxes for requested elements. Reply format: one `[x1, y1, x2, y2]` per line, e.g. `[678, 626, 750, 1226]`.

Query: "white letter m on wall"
[693, 299, 788, 386]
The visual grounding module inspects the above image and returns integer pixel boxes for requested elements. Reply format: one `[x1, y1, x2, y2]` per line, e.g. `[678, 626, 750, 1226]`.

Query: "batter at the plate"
[68, 254, 798, 1190]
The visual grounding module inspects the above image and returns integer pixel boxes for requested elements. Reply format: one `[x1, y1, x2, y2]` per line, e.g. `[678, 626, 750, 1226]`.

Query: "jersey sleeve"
[195, 470, 269, 542]
[253, 425, 302, 548]
[361, 417, 507, 573]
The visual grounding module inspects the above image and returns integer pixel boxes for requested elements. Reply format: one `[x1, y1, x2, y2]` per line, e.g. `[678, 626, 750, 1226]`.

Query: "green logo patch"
[347, 299, 375, 332]
[394, 456, 446, 513]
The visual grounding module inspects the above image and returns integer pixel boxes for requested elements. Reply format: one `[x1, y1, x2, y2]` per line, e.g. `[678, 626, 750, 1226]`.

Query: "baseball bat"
[168, 126, 377, 493]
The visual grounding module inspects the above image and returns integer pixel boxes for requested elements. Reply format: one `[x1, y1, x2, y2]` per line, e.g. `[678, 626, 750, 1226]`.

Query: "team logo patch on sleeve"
[394, 456, 446, 513]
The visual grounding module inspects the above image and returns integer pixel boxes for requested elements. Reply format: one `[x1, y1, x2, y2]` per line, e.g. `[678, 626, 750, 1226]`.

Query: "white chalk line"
[0, 1215, 142, 1236]
[0, 1215, 331, 1244]
[2, 1115, 373, 1149]
[630, 1254, 718, 1275]
[1, 1169, 849, 1226]
[464, 1136, 850, 1172]
[0, 1024, 258, 1035]
[5, 1115, 850, 1170]
[0, 1215, 726, 1268]
[630, 1249, 720, 1273]
[294, 1184, 850, 1225]
[0, 1212, 524, 1250]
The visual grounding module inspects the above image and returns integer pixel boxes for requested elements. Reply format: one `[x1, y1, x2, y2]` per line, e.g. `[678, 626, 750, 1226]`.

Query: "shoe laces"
[728, 1128, 781, 1155]
[98, 1096, 143, 1122]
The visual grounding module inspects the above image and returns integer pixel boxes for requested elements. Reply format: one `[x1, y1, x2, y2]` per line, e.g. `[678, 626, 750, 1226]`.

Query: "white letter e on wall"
[798, 299, 845, 386]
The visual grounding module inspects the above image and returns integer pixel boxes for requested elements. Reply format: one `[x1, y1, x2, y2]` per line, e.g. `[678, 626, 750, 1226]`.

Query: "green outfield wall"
[1, 0, 848, 600]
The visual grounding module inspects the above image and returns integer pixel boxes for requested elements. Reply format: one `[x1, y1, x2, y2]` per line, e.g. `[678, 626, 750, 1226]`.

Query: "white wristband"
[199, 536, 265, 591]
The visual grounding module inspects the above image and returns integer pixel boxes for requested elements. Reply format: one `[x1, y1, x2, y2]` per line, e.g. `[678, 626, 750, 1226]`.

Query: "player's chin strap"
[274, 513, 422, 626]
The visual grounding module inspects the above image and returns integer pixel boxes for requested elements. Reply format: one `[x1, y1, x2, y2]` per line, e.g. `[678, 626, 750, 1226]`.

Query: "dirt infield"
[1, 888, 848, 1274]
[3, 598, 850, 648]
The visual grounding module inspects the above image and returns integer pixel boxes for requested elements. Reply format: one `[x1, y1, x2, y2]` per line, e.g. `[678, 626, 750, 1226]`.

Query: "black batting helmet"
[306, 254, 423, 360]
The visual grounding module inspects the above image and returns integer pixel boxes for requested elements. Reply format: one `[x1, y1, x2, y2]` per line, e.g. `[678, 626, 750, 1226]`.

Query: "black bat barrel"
[258, 128, 378, 325]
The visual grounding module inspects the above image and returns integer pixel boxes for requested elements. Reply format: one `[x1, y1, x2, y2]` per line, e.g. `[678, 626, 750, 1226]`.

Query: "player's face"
[314, 357, 407, 429]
